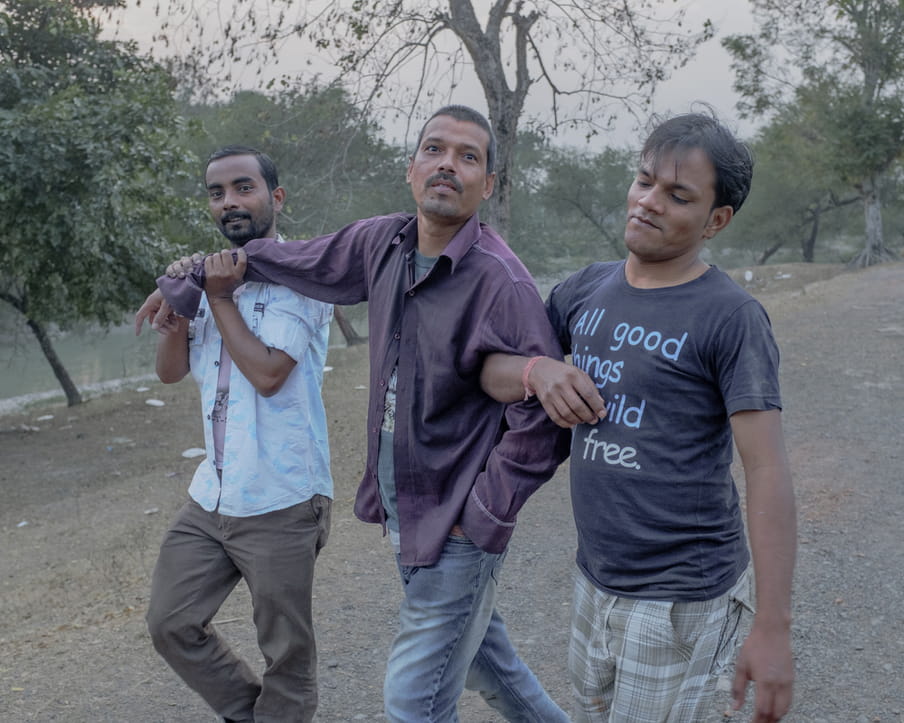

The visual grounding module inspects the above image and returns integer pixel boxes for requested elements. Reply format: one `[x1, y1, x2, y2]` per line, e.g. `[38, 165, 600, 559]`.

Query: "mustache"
[221, 212, 251, 224]
[425, 172, 462, 193]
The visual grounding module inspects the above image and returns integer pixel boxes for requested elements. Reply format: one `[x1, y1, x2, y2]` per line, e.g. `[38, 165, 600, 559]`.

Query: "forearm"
[746, 465, 797, 631]
[480, 353, 530, 403]
[155, 319, 190, 383]
[207, 297, 294, 397]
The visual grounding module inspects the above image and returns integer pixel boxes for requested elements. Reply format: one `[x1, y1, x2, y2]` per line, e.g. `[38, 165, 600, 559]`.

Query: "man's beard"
[219, 208, 275, 246]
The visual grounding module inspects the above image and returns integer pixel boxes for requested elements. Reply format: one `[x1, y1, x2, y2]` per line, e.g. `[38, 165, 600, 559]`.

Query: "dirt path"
[1, 261, 902, 722]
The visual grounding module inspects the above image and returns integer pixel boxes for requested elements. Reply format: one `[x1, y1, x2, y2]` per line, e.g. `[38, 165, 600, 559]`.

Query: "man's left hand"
[732, 625, 794, 721]
[205, 247, 247, 302]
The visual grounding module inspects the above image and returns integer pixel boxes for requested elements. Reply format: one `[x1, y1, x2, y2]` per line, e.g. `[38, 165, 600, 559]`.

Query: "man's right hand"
[528, 356, 607, 428]
[166, 251, 204, 279]
[135, 289, 183, 336]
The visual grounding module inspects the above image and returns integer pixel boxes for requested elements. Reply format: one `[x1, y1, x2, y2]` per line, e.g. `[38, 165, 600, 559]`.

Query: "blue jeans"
[384, 536, 570, 722]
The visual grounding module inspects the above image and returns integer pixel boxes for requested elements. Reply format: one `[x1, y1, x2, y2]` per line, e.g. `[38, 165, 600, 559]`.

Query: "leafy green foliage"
[0, 0, 204, 403]
[723, 0, 904, 265]
[510, 134, 633, 274]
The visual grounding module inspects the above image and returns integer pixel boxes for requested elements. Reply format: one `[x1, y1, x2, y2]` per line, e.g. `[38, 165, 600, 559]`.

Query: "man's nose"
[637, 186, 663, 212]
[437, 150, 457, 173]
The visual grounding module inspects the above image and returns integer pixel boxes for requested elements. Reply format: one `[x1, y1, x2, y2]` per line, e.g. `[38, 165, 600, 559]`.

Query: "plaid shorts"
[568, 566, 753, 722]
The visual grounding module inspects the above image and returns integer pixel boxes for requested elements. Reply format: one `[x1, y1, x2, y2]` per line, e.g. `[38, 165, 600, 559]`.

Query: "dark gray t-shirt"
[548, 261, 782, 601]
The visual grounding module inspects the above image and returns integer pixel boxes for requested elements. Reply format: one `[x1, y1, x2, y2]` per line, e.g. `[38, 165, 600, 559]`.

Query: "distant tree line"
[2, 0, 902, 405]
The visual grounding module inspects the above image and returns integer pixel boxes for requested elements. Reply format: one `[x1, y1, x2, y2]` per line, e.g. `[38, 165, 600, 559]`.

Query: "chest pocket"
[238, 284, 269, 339]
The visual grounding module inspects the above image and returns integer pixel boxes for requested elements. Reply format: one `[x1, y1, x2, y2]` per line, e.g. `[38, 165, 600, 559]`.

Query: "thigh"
[611, 591, 742, 722]
[148, 500, 240, 626]
[568, 569, 618, 723]
[666, 572, 751, 722]
[227, 496, 332, 604]
[385, 536, 501, 721]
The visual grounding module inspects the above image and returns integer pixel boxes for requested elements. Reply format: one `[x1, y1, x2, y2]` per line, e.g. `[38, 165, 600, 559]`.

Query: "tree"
[143, 0, 712, 238]
[507, 136, 633, 274]
[724, 0, 904, 267]
[0, 0, 204, 405]
[715, 89, 861, 265]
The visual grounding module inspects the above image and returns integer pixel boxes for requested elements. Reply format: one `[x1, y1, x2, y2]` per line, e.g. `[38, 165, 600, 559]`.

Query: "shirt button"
[380, 379, 386, 387]
[214, 361, 219, 366]
[394, 332, 401, 340]
[408, 290, 415, 296]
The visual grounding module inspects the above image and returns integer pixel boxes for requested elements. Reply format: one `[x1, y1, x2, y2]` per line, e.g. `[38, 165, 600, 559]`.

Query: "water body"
[0, 309, 366, 414]
[0, 319, 159, 412]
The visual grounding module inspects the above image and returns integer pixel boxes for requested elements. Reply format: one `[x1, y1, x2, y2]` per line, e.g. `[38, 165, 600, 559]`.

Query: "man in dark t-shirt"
[482, 112, 796, 722]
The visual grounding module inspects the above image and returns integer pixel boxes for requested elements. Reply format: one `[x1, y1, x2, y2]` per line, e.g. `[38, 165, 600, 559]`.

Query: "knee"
[146, 604, 196, 654]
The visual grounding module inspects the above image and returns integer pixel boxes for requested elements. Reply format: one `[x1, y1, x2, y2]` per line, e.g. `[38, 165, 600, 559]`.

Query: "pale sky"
[104, 0, 758, 149]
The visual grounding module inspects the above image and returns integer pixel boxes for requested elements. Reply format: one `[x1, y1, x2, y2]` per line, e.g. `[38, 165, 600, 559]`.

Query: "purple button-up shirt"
[158, 213, 570, 565]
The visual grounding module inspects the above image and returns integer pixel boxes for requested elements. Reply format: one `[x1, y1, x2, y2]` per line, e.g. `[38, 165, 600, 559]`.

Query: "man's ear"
[704, 205, 733, 240]
[272, 186, 287, 213]
[482, 171, 496, 201]
[405, 156, 414, 184]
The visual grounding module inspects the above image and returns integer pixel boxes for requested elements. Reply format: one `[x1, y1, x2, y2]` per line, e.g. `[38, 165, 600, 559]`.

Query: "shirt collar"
[392, 213, 483, 275]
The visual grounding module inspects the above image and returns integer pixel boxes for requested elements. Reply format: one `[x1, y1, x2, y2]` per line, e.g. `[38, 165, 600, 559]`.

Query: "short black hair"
[205, 145, 280, 192]
[642, 111, 753, 213]
[414, 105, 497, 174]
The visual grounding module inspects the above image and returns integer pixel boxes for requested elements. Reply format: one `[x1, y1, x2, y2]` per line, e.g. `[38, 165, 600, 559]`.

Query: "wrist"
[207, 292, 236, 305]
[522, 355, 546, 401]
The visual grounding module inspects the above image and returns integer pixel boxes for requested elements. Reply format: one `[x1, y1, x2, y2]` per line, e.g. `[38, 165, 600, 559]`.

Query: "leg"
[665, 570, 752, 722]
[383, 536, 500, 723]
[225, 496, 332, 723]
[384, 537, 566, 722]
[466, 609, 571, 722]
[146, 500, 260, 722]
[568, 568, 617, 723]
[568, 566, 752, 723]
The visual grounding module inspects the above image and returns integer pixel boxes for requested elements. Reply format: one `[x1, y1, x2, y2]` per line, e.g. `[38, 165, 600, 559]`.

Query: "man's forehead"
[206, 154, 262, 181]
[422, 115, 489, 148]
[640, 147, 715, 185]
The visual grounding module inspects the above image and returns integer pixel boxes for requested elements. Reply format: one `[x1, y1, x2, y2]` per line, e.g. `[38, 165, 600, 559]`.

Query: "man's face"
[624, 147, 732, 264]
[406, 115, 495, 226]
[206, 154, 284, 246]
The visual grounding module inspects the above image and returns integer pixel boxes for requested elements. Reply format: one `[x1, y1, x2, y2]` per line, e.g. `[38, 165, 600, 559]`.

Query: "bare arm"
[205, 248, 296, 397]
[480, 353, 606, 428]
[154, 312, 191, 383]
[730, 408, 796, 722]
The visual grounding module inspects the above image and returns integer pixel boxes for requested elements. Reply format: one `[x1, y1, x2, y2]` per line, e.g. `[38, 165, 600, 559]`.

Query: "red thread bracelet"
[522, 355, 546, 401]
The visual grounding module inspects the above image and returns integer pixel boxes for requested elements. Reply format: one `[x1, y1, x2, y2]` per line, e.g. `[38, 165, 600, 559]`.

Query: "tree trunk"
[26, 318, 83, 407]
[333, 306, 366, 345]
[849, 176, 898, 268]
[485, 123, 514, 237]
[801, 208, 820, 262]
[758, 238, 787, 265]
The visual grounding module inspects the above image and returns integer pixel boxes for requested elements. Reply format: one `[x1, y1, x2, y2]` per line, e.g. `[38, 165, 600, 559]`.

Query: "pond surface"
[0, 319, 159, 410]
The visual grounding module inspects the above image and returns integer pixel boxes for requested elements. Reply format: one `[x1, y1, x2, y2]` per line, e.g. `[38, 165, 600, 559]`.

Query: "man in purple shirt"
[137, 105, 571, 722]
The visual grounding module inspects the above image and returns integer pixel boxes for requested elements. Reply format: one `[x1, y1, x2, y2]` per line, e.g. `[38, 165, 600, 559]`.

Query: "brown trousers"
[146, 496, 331, 722]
